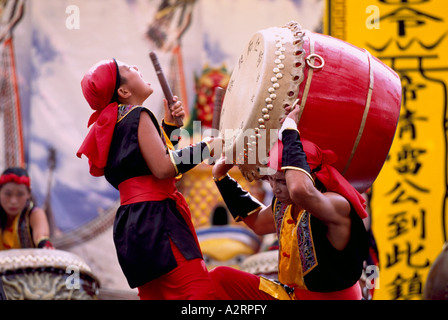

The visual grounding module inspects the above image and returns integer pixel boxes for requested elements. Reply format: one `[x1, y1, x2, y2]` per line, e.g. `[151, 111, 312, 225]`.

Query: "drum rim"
[221, 21, 307, 182]
[0, 249, 99, 282]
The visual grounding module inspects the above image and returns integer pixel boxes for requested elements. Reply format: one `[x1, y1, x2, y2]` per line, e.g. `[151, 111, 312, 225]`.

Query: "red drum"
[220, 21, 401, 192]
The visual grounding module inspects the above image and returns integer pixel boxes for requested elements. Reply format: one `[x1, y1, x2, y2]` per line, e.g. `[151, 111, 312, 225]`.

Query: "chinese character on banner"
[325, 0, 448, 300]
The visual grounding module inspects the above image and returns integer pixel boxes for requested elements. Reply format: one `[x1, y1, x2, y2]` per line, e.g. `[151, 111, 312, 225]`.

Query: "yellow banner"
[325, 0, 448, 300]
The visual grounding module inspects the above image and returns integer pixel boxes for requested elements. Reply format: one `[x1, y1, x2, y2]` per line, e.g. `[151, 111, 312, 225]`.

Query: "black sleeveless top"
[105, 106, 156, 188]
[104, 107, 202, 288]
[304, 210, 368, 291]
[273, 196, 369, 292]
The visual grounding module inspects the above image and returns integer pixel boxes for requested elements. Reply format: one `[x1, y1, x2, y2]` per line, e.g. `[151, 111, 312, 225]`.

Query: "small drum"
[220, 21, 401, 192]
[197, 225, 262, 270]
[0, 249, 100, 300]
[241, 250, 279, 280]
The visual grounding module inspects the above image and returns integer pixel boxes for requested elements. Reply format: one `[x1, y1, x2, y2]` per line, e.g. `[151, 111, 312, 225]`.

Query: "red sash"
[119, 175, 177, 205]
[118, 175, 201, 251]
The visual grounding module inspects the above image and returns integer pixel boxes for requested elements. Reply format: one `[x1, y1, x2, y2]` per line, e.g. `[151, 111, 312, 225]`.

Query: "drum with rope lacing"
[219, 21, 402, 192]
[0, 249, 100, 300]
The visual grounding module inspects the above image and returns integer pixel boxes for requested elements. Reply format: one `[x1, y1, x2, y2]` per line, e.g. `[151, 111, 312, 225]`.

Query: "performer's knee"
[209, 266, 228, 284]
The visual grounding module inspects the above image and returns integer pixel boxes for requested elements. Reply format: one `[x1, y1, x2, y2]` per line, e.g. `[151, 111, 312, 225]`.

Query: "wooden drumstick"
[208, 87, 225, 165]
[212, 87, 225, 131]
[149, 51, 183, 127]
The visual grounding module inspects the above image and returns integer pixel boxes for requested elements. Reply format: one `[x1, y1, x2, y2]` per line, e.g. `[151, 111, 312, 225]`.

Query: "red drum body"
[220, 22, 401, 192]
[297, 29, 401, 192]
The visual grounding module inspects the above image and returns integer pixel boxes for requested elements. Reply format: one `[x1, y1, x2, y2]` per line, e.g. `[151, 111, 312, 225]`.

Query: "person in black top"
[0, 167, 54, 250]
[209, 105, 369, 300]
[77, 59, 222, 300]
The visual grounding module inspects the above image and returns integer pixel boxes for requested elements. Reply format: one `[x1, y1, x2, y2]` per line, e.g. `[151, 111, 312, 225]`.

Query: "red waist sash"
[118, 175, 177, 205]
[118, 175, 200, 251]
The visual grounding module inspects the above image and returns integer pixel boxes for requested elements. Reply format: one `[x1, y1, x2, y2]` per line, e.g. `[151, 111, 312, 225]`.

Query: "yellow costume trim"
[36, 236, 50, 245]
[0, 215, 20, 250]
[204, 141, 212, 158]
[343, 49, 374, 175]
[162, 119, 178, 127]
[234, 206, 262, 222]
[162, 126, 183, 179]
[259, 277, 295, 300]
[168, 150, 180, 177]
[160, 122, 182, 180]
[117, 105, 139, 123]
[213, 174, 229, 182]
[275, 199, 318, 289]
[283, 127, 300, 134]
[281, 166, 315, 185]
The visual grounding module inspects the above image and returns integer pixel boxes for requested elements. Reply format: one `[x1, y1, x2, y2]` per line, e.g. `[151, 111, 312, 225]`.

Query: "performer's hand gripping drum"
[219, 21, 402, 192]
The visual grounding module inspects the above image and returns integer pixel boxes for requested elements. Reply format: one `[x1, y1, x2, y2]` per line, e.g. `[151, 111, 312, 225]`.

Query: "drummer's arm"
[29, 207, 54, 249]
[212, 158, 276, 235]
[241, 205, 276, 236]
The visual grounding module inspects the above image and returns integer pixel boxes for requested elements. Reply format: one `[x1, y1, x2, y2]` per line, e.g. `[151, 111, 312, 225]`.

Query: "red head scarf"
[76, 59, 120, 176]
[269, 139, 368, 219]
[0, 173, 31, 188]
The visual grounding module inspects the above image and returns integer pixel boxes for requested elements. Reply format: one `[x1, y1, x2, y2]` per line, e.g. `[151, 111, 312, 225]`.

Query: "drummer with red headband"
[0, 167, 53, 251]
[210, 105, 369, 300]
[77, 59, 222, 300]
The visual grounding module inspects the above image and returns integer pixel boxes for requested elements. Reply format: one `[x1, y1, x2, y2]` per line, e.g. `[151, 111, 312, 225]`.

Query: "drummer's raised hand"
[212, 155, 234, 180]
[203, 136, 224, 160]
[278, 103, 301, 140]
[280, 103, 301, 125]
[163, 96, 185, 126]
[280, 102, 301, 125]
[287, 103, 302, 125]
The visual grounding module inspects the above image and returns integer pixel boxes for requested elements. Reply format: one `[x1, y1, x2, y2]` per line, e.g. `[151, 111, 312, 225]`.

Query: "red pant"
[137, 240, 216, 300]
[210, 266, 276, 300]
[209, 266, 362, 300]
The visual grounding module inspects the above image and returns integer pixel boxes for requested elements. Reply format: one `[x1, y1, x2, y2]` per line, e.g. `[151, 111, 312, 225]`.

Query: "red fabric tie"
[76, 59, 120, 177]
[0, 173, 31, 188]
[118, 175, 201, 250]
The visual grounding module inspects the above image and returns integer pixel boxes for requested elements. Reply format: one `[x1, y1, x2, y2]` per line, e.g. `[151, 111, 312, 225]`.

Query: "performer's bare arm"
[139, 98, 222, 179]
[138, 110, 177, 180]
[285, 170, 352, 250]
[284, 106, 352, 250]
[29, 207, 51, 247]
[212, 158, 276, 236]
[241, 205, 276, 236]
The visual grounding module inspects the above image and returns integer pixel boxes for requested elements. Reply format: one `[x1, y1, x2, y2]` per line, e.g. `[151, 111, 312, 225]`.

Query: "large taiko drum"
[0, 249, 100, 300]
[220, 21, 402, 192]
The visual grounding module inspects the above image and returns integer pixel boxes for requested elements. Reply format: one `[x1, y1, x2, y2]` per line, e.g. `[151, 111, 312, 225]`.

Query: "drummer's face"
[268, 172, 292, 204]
[116, 61, 154, 103]
[0, 183, 30, 218]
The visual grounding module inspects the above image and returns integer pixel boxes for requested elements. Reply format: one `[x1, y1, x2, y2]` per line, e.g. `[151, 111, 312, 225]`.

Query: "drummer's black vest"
[273, 197, 368, 292]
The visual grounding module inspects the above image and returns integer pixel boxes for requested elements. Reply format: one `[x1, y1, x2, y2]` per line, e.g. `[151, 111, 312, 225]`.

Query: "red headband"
[76, 59, 119, 177]
[269, 139, 368, 219]
[0, 173, 31, 188]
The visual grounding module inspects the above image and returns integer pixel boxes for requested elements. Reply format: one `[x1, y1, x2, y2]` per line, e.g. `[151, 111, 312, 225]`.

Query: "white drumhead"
[0, 249, 96, 279]
[220, 22, 306, 181]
